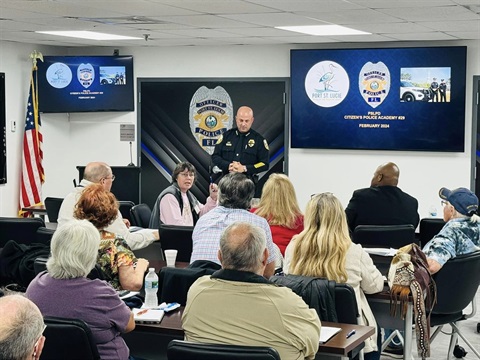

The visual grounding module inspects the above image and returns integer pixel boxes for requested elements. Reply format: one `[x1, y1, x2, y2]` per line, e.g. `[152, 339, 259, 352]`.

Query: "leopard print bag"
[388, 243, 437, 359]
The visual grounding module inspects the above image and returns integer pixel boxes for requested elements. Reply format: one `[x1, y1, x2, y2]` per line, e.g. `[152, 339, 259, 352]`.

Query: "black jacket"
[270, 274, 338, 322]
[345, 185, 420, 233]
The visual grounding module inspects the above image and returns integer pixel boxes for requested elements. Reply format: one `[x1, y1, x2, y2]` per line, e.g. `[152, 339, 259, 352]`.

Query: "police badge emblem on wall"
[189, 86, 233, 155]
[77, 63, 94, 88]
[358, 62, 390, 108]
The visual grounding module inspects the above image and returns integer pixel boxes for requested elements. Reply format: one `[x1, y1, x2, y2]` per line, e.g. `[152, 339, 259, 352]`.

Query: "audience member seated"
[26, 219, 135, 360]
[251, 173, 303, 256]
[182, 222, 321, 360]
[58, 161, 158, 250]
[423, 187, 480, 274]
[285, 193, 384, 360]
[190, 173, 277, 278]
[345, 162, 419, 233]
[149, 161, 217, 228]
[74, 184, 149, 290]
[0, 294, 46, 360]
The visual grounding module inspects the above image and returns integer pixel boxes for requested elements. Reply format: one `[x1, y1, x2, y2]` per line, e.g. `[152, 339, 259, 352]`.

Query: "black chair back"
[34, 257, 106, 281]
[118, 200, 135, 223]
[36, 226, 55, 245]
[432, 251, 480, 316]
[353, 224, 416, 248]
[419, 218, 445, 247]
[158, 266, 218, 305]
[130, 203, 152, 228]
[0, 217, 45, 247]
[44, 197, 64, 223]
[334, 283, 359, 325]
[42, 316, 101, 360]
[167, 340, 281, 360]
[159, 224, 194, 262]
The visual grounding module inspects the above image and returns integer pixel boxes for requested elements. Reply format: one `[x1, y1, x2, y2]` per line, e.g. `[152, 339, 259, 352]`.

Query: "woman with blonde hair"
[252, 173, 303, 255]
[284, 193, 383, 360]
[74, 183, 149, 291]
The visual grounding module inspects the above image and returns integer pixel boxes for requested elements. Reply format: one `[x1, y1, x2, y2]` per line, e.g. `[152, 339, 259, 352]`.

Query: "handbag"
[388, 243, 437, 359]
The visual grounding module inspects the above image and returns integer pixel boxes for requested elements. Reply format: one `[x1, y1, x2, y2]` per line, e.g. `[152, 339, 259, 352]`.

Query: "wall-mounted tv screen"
[37, 56, 134, 113]
[291, 46, 467, 152]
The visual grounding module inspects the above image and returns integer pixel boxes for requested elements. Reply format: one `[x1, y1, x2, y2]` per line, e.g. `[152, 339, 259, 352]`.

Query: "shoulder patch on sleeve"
[263, 139, 269, 150]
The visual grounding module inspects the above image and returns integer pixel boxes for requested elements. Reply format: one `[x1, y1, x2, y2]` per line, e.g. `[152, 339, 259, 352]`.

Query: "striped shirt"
[190, 206, 277, 265]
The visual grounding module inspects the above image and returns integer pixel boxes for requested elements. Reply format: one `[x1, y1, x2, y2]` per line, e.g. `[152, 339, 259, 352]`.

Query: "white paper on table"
[363, 248, 397, 256]
[319, 326, 342, 343]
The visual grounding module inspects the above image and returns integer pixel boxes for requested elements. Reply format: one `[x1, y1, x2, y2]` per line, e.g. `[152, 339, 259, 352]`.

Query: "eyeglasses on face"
[104, 174, 115, 182]
[179, 171, 195, 178]
[441, 200, 449, 207]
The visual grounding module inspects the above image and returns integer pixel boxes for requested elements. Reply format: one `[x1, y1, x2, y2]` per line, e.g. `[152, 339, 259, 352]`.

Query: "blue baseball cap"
[439, 187, 479, 216]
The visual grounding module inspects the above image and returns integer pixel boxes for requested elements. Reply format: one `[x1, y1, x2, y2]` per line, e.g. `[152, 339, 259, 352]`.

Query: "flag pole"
[19, 51, 45, 216]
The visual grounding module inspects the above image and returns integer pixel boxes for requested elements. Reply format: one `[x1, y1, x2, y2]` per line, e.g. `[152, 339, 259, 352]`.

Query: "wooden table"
[135, 307, 375, 358]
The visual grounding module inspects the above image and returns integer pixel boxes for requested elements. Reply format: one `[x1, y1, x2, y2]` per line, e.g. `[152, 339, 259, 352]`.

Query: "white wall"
[1, 40, 479, 219]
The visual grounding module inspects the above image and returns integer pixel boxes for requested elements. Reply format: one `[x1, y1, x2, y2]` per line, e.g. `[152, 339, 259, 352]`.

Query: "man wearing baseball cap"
[423, 187, 480, 274]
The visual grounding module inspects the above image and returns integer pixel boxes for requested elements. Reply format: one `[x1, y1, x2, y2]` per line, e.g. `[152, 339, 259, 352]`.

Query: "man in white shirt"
[57, 161, 158, 250]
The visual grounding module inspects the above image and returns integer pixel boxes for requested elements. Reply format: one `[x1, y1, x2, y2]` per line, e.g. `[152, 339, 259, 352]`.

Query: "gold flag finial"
[29, 50, 44, 68]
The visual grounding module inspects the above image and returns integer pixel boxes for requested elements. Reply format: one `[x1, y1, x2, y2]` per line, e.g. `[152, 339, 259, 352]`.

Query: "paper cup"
[164, 249, 178, 267]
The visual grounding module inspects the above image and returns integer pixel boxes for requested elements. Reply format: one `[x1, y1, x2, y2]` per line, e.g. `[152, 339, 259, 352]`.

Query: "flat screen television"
[37, 55, 134, 113]
[291, 46, 467, 152]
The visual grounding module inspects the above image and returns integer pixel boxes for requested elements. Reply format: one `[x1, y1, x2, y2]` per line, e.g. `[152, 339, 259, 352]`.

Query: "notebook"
[319, 326, 342, 343]
[133, 308, 165, 323]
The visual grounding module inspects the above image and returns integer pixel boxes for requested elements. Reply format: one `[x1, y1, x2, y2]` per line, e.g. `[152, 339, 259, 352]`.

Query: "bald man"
[345, 162, 419, 233]
[212, 106, 269, 182]
[0, 295, 46, 360]
[58, 161, 158, 250]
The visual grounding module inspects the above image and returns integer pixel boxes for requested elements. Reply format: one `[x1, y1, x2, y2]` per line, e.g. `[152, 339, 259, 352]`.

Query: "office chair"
[42, 316, 101, 360]
[430, 251, 480, 360]
[0, 217, 45, 247]
[130, 203, 152, 228]
[419, 218, 445, 247]
[159, 224, 194, 262]
[353, 224, 416, 248]
[167, 340, 281, 360]
[334, 283, 365, 360]
[36, 226, 55, 245]
[118, 200, 135, 223]
[158, 266, 217, 305]
[44, 197, 64, 223]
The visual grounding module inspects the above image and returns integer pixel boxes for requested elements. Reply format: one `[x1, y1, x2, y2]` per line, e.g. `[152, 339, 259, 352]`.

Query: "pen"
[137, 309, 148, 316]
[346, 330, 356, 339]
[209, 176, 213, 184]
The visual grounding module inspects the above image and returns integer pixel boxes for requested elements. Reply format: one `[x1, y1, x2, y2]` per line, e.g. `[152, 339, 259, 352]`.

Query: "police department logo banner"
[77, 63, 94, 89]
[359, 62, 390, 108]
[189, 86, 233, 155]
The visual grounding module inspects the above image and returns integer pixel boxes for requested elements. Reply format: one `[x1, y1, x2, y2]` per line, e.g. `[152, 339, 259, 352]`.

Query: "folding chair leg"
[381, 329, 404, 351]
[451, 323, 480, 359]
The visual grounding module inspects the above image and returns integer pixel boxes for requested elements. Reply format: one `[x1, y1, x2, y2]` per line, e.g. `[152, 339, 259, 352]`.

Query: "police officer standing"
[212, 106, 269, 184]
[439, 79, 447, 102]
[430, 78, 439, 102]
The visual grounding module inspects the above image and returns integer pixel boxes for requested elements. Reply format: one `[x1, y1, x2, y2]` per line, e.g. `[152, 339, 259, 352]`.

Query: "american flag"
[19, 67, 44, 216]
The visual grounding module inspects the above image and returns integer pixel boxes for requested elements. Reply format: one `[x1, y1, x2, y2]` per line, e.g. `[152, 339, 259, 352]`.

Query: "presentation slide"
[37, 56, 134, 113]
[291, 46, 467, 152]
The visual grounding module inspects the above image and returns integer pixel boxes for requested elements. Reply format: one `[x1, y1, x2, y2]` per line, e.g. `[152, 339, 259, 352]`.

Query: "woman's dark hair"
[172, 162, 196, 183]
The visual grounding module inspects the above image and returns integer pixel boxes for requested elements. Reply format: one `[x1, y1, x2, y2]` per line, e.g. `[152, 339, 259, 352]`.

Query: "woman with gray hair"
[26, 219, 135, 360]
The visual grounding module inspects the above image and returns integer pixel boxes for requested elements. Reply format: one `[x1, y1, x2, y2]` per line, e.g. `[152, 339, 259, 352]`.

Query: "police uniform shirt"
[212, 128, 269, 175]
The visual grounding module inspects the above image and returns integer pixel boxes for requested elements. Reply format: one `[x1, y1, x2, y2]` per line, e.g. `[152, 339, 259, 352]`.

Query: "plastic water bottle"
[144, 268, 158, 308]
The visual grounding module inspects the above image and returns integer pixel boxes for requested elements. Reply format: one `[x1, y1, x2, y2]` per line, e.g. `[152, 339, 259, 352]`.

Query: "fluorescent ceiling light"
[36, 30, 142, 40]
[276, 25, 370, 36]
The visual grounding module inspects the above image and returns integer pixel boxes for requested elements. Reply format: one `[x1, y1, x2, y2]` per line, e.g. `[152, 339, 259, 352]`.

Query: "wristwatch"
[243, 165, 247, 173]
